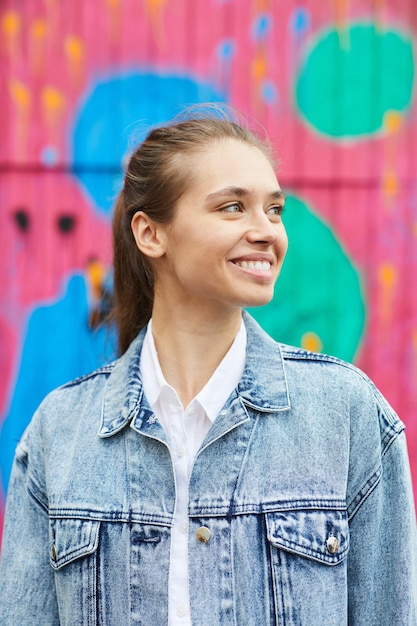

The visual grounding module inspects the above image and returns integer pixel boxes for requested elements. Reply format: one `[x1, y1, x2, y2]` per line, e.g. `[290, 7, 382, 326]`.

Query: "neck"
[150, 303, 242, 408]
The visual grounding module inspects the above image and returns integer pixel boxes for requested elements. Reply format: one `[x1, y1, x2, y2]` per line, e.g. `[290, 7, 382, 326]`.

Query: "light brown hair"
[111, 107, 275, 354]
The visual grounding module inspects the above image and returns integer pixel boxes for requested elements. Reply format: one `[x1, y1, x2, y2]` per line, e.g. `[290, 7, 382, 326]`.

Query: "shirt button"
[176, 605, 186, 617]
[180, 522, 188, 534]
[326, 536, 340, 554]
[196, 526, 211, 543]
[177, 447, 185, 458]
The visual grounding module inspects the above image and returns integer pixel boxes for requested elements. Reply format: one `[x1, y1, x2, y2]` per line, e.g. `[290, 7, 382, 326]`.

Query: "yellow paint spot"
[2, 10, 20, 36]
[253, 0, 270, 10]
[64, 35, 84, 87]
[301, 332, 323, 353]
[41, 86, 66, 140]
[30, 19, 48, 74]
[87, 259, 106, 300]
[378, 262, 396, 288]
[333, 0, 351, 49]
[31, 18, 47, 40]
[251, 51, 267, 81]
[2, 10, 21, 57]
[9, 79, 31, 110]
[383, 110, 402, 135]
[65, 35, 83, 63]
[382, 170, 398, 198]
[8, 80, 31, 159]
[143, 0, 167, 47]
[42, 86, 65, 114]
[377, 262, 397, 338]
[144, 0, 167, 13]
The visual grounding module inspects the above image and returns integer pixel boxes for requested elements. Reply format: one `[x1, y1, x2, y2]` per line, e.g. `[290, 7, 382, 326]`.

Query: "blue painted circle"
[71, 72, 225, 215]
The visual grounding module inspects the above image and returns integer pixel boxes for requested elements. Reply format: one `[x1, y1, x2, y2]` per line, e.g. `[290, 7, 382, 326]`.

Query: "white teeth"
[236, 261, 271, 270]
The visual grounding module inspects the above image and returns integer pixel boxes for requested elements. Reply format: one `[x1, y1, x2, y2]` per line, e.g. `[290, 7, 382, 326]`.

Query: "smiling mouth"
[233, 260, 271, 271]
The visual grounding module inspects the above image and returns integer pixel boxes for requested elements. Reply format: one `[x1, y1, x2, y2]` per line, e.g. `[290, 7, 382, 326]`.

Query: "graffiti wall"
[0, 0, 416, 537]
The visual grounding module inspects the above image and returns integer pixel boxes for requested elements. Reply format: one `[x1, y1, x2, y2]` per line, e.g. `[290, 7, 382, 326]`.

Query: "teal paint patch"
[0, 275, 115, 493]
[295, 24, 414, 138]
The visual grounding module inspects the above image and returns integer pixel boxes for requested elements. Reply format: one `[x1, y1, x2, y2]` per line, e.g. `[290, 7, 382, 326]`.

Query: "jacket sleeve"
[0, 420, 60, 624]
[346, 385, 417, 625]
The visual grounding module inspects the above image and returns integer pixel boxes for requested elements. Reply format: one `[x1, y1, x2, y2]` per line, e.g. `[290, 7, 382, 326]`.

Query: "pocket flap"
[266, 509, 349, 565]
[49, 518, 100, 570]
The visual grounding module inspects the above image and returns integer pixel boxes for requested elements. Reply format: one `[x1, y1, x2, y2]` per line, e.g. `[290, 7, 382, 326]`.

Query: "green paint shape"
[248, 195, 366, 362]
[295, 23, 414, 138]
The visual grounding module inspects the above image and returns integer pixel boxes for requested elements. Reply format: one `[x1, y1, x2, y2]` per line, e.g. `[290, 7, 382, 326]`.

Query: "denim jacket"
[1, 313, 416, 625]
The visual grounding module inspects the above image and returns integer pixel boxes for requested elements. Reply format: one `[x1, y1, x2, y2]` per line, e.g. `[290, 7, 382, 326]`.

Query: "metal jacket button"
[51, 544, 57, 560]
[196, 526, 211, 543]
[326, 536, 339, 554]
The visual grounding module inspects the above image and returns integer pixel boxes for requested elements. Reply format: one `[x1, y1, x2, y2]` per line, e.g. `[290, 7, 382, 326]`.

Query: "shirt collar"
[99, 312, 290, 438]
[140, 318, 247, 424]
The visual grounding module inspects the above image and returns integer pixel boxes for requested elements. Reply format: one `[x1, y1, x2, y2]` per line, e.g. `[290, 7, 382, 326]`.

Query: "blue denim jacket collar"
[99, 312, 291, 439]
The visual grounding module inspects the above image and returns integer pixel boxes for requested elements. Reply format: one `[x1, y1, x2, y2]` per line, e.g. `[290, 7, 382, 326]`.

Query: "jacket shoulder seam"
[347, 464, 382, 521]
[280, 345, 357, 369]
[347, 428, 404, 521]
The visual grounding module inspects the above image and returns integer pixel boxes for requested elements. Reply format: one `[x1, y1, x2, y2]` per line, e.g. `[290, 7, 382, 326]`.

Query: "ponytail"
[111, 191, 154, 355]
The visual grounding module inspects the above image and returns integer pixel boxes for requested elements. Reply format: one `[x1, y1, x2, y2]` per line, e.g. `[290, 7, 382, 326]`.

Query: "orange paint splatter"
[41, 86, 66, 144]
[64, 35, 84, 89]
[332, 0, 350, 49]
[87, 259, 106, 301]
[384, 110, 402, 135]
[301, 332, 323, 353]
[251, 47, 268, 114]
[251, 50, 267, 81]
[253, 0, 270, 11]
[9, 79, 30, 111]
[8, 79, 31, 159]
[382, 170, 398, 199]
[30, 19, 48, 74]
[382, 111, 403, 208]
[143, 0, 168, 47]
[2, 10, 21, 58]
[378, 262, 397, 337]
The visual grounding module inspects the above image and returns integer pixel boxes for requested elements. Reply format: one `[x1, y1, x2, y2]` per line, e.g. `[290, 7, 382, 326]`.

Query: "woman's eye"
[267, 205, 284, 216]
[221, 203, 242, 213]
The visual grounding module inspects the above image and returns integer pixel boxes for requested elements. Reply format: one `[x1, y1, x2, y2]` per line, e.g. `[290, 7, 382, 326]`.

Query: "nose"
[246, 208, 280, 245]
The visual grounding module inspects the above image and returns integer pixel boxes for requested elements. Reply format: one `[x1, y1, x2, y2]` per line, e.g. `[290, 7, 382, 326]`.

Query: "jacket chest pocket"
[49, 518, 101, 626]
[265, 509, 349, 626]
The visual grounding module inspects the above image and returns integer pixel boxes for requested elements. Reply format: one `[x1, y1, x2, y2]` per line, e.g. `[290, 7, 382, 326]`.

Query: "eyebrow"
[205, 186, 286, 203]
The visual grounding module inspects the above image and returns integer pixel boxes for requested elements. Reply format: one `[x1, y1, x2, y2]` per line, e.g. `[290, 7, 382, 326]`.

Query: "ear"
[131, 211, 167, 259]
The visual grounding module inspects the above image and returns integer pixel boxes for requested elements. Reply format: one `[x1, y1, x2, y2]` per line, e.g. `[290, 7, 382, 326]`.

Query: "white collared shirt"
[140, 319, 247, 626]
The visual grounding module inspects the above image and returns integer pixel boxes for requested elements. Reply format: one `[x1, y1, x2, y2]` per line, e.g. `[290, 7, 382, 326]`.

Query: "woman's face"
[152, 138, 288, 316]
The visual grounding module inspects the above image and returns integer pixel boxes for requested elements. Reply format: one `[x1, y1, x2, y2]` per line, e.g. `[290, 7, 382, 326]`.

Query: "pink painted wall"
[1, 0, 416, 539]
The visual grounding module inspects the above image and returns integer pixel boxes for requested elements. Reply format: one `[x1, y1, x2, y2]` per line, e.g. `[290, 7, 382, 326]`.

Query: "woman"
[1, 111, 416, 625]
